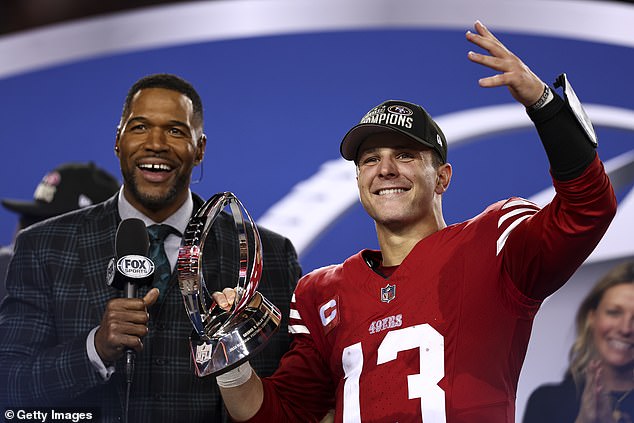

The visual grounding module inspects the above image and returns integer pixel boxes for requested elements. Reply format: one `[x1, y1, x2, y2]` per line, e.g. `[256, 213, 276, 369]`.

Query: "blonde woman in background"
[523, 261, 634, 423]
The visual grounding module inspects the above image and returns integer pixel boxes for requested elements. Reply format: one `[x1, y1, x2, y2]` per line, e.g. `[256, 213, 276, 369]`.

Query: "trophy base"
[190, 291, 282, 377]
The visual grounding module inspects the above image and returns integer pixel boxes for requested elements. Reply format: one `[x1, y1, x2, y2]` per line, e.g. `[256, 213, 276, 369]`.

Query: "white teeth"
[608, 339, 632, 351]
[139, 163, 171, 171]
[378, 188, 405, 196]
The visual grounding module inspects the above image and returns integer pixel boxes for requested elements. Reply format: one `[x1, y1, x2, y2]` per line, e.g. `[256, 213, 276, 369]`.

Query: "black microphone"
[106, 218, 155, 385]
[107, 218, 154, 292]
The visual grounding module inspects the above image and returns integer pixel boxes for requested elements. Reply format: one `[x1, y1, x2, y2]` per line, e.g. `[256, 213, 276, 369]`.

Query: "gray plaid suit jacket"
[0, 194, 301, 422]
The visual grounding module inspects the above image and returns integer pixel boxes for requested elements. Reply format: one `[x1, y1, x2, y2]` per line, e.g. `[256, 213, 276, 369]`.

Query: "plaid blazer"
[0, 194, 301, 422]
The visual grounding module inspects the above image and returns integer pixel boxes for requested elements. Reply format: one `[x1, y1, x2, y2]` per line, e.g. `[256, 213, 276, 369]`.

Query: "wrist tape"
[528, 84, 554, 111]
[216, 361, 253, 388]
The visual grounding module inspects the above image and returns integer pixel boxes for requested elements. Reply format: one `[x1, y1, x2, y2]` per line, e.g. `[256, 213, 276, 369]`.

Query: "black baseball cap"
[2, 162, 120, 218]
[340, 100, 447, 163]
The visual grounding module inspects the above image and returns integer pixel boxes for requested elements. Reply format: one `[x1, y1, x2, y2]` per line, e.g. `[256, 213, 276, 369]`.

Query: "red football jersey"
[249, 156, 615, 423]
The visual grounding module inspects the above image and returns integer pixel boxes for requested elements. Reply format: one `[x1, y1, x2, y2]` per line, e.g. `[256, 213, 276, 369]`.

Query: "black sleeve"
[527, 91, 597, 181]
[522, 376, 581, 423]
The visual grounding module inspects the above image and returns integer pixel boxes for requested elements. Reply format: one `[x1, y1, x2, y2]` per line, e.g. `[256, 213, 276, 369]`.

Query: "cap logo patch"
[437, 134, 443, 146]
[42, 171, 61, 186]
[33, 184, 57, 203]
[33, 171, 61, 204]
[359, 105, 414, 129]
[387, 105, 413, 116]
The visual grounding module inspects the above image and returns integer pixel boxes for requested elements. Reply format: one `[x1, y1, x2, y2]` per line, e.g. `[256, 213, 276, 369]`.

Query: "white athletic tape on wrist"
[216, 361, 253, 388]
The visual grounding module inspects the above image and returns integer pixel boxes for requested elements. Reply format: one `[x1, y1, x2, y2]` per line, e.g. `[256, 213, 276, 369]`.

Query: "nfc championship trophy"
[177, 192, 281, 377]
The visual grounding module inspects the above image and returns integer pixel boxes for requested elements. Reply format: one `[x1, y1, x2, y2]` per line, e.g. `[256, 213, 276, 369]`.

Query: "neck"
[123, 186, 188, 223]
[601, 363, 634, 392]
[376, 218, 446, 266]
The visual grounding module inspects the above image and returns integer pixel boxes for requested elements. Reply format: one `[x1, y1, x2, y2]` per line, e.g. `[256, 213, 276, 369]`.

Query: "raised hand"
[575, 360, 614, 423]
[466, 20, 546, 107]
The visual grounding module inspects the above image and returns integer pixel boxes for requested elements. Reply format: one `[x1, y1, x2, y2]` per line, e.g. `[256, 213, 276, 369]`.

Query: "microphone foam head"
[116, 218, 149, 257]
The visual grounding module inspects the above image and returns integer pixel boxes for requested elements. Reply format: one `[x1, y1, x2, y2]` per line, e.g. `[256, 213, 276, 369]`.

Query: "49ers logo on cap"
[116, 255, 155, 278]
[387, 105, 413, 116]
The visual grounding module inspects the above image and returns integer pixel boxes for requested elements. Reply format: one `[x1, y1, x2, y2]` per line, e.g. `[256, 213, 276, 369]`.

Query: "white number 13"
[342, 324, 446, 422]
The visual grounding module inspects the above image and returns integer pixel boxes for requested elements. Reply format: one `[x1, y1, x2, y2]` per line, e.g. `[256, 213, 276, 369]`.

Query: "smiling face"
[115, 87, 206, 221]
[355, 132, 451, 235]
[589, 283, 634, 370]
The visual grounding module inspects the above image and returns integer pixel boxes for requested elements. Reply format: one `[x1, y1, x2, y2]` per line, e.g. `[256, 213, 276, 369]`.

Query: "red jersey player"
[214, 21, 617, 423]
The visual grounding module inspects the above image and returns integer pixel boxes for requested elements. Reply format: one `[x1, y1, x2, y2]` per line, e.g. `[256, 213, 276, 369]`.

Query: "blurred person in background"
[0, 162, 121, 298]
[523, 261, 634, 423]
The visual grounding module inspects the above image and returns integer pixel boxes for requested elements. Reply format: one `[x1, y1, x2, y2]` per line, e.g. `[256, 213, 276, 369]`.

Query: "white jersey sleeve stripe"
[289, 324, 310, 334]
[291, 293, 296, 302]
[496, 214, 532, 256]
[498, 207, 538, 228]
[501, 198, 538, 210]
[289, 308, 301, 320]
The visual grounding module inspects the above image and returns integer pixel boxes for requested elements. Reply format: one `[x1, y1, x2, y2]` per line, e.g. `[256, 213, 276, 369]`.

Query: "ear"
[195, 134, 207, 165]
[434, 163, 452, 194]
[114, 127, 121, 156]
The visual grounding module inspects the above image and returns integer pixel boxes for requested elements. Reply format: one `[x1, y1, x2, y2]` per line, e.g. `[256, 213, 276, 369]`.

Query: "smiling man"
[215, 21, 617, 423]
[0, 74, 302, 422]
[116, 84, 203, 221]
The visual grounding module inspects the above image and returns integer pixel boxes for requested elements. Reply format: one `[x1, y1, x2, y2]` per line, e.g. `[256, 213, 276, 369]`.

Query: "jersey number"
[342, 324, 446, 422]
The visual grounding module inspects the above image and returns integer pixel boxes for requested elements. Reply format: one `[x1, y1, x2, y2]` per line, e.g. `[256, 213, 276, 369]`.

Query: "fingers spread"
[467, 19, 545, 105]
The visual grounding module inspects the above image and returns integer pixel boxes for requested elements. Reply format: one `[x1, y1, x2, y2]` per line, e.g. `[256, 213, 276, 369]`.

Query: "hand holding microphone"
[94, 288, 159, 363]
[95, 219, 157, 364]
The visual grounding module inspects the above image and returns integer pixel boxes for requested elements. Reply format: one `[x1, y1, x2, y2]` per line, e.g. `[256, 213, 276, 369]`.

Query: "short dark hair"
[119, 73, 204, 130]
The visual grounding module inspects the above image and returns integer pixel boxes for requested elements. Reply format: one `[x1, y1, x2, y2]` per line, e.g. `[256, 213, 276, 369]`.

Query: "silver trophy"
[177, 192, 281, 377]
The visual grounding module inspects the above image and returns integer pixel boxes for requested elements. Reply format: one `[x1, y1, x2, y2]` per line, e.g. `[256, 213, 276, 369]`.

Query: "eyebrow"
[126, 116, 192, 129]
[360, 144, 423, 155]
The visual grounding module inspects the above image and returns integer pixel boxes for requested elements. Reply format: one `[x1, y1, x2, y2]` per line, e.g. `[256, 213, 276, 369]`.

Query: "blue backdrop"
[1, 1, 633, 418]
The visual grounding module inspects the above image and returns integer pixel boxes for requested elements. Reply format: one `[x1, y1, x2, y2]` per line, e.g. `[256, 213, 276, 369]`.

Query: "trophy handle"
[177, 192, 280, 376]
[226, 196, 263, 316]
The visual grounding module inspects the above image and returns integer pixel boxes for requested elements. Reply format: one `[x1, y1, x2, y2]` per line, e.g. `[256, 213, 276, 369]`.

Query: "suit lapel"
[76, 197, 121, 320]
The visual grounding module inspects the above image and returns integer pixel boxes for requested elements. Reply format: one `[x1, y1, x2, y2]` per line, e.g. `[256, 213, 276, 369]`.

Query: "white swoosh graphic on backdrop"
[2, 0, 631, 259]
[2, 2, 633, 420]
[2, 0, 634, 78]
[258, 103, 634, 261]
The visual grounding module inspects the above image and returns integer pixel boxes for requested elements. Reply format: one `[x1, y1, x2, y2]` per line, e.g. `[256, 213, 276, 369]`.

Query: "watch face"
[556, 73, 598, 147]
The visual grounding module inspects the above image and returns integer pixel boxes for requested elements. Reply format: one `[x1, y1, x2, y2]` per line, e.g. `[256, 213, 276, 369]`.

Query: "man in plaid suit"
[0, 74, 301, 422]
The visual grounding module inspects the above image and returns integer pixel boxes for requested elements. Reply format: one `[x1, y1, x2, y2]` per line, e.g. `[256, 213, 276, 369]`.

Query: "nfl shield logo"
[195, 342, 213, 364]
[380, 283, 396, 303]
